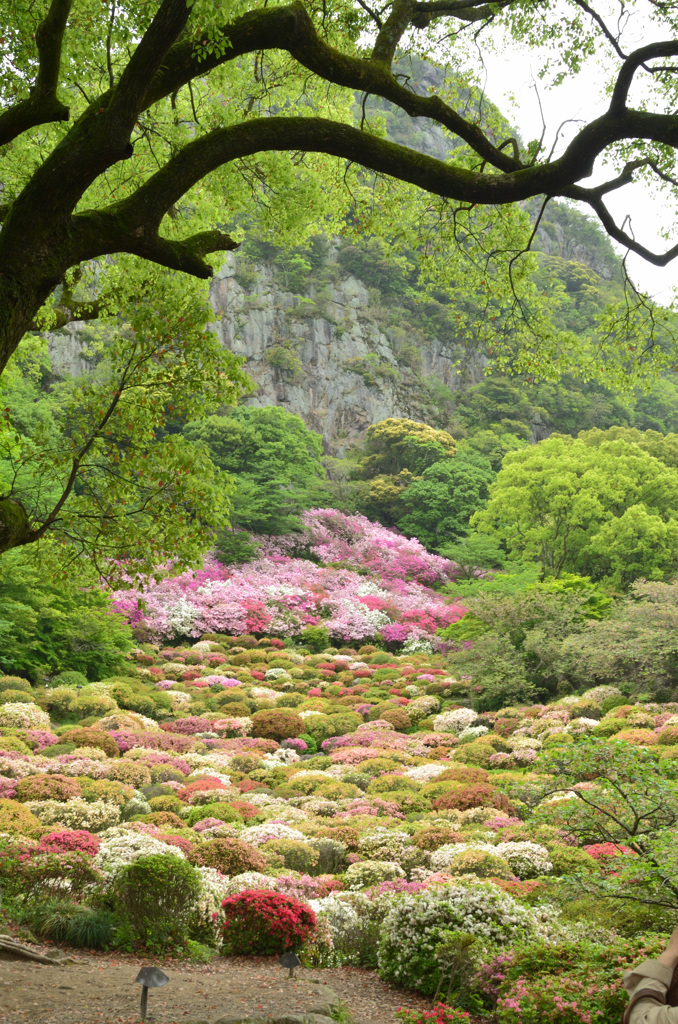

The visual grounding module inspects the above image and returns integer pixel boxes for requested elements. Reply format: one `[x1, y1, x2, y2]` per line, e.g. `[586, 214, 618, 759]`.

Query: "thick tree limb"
[0, 0, 73, 147]
[142, 2, 521, 174]
[109, 0, 192, 122]
[372, 0, 414, 64]
[610, 40, 678, 114]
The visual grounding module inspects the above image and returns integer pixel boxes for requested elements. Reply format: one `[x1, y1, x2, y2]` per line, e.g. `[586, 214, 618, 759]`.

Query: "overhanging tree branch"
[0, 0, 73, 147]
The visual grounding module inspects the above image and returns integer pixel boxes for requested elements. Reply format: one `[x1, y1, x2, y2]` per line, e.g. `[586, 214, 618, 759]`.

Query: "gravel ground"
[0, 950, 433, 1024]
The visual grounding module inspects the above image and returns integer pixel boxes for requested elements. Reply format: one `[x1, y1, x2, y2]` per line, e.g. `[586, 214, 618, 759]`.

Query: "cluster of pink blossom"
[111, 563, 464, 645]
[258, 509, 456, 586]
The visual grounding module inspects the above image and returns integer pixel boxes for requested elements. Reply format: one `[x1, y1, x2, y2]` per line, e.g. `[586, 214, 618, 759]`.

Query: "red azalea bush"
[16, 774, 82, 802]
[177, 777, 229, 801]
[433, 784, 513, 814]
[38, 829, 100, 856]
[227, 800, 261, 821]
[219, 889, 316, 955]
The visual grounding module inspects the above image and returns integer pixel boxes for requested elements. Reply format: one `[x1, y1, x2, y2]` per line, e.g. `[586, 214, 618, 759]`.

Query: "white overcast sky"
[477, 15, 678, 304]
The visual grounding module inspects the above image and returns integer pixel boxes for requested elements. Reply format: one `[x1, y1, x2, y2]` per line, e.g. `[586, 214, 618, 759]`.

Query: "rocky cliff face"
[208, 253, 484, 454]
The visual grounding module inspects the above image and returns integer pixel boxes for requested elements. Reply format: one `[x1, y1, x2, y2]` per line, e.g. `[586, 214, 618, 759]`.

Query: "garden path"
[0, 953, 431, 1024]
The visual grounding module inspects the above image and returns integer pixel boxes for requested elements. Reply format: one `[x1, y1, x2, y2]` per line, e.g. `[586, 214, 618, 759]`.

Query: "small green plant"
[329, 1000, 354, 1024]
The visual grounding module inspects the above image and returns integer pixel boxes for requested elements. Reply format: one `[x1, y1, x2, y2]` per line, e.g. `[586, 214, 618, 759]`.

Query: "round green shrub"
[250, 709, 303, 741]
[112, 853, 201, 946]
[0, 677, 32, 693]
[261, 839, 320, 874]
[185, 802, 242, 827]
[190, 837, 266, 874]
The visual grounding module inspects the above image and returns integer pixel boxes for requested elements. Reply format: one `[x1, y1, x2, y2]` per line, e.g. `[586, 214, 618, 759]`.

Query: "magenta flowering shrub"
[110, 512, 466, 643]
[260, 509, 456, 586]
[109, 730, 195, 754]
[38, 829, 100, 856]
[24, 731, 58, 751]
[162, 716, 213, 735]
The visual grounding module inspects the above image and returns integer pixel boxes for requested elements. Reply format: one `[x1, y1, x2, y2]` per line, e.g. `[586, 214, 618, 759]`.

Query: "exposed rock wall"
[209, 254, 484, 454]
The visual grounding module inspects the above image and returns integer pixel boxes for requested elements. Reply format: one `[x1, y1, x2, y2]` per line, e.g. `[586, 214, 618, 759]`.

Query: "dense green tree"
[184, 406, 326, 535]
[395, 449, 494, 548]
[0, 547, 132, 681]
[355, 418, 457, 479]
[559, 580, 678, 698]
[474, 434, 678, 583]
[0, 268, 246, 572]
[441, 575, 612, 707]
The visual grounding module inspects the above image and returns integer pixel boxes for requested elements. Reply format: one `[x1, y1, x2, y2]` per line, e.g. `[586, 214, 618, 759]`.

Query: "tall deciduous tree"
[474, 433, 678, 583]
[183, 405, 327, 535]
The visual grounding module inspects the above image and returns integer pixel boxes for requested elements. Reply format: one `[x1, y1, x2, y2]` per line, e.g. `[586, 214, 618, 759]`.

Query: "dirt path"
[0, 953, 432, 1024]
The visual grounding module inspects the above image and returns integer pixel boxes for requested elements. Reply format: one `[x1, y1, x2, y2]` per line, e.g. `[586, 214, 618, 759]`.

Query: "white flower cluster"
[190, 769, 232, 786]
[167, 691, 192, 710]
[358, 827, 411, 861]
[408, 696, 441, 722]
[240, 822, 307, 846]
[344, 860, 405, 889]
[458, 725, 489, 740]
[567, 717, 599, 732]
[429, 842, 497, 870]
[0, 703, 51, 730]
[378, 882, 538, 985]
[404, 763, 448, 783]
[299, 709, 324, 719]
[193, 866, 231, 939]
[258, 802, 308, 823]
[264, 668, 291, 681]
[262, 748, 300, 766]
[429, 840, 552, 879]
[433, 707, 478, 734]
[27, 798, 120, 832]
[250, 686, 280, 701]
[494, 841, 552, 878]
[507, 734, 542, 750]
[95, 826, 185, 876]
[582, 685, 622, 705]
[0, 756, 39, 778]
[222, 871, 277, 895]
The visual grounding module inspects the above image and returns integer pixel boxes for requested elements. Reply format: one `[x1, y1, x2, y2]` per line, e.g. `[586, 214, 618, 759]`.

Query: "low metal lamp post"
[278, 951, 301, 979]
[135, 966, 169, 1021]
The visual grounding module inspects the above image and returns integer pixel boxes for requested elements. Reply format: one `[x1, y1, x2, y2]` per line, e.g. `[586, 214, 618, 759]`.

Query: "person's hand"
[658, 925, 678, 968]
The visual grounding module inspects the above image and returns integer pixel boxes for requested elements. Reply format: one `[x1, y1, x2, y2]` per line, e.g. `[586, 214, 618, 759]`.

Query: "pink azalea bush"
[110, 511, 465, 643]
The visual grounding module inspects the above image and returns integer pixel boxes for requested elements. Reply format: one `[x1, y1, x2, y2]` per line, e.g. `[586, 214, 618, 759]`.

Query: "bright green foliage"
[0, 548, 132, 681]
[539, 740, 678, 912]
[355, 419, 457, 479]
[442, 575, 612, 708]
[184, 406, 327, 535]
[474, 432, 678, 584]
[396, 449, 494, 548]
[112, 853, 201, 949]
[1, 267, 248, 576]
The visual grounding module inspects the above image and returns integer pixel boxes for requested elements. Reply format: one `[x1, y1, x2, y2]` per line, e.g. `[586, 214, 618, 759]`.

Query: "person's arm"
[623, 927, 678, 1024]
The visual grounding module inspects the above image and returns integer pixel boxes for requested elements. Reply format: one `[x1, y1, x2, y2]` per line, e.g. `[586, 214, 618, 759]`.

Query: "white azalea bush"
[95, 827, 185, 876]
[344, 859, 405, 889]
[26, 798, 120, 832]
[433, 708, 477, 734]
[0, 703, 51, 729]
[495, 841, 552, 878]
[377, 882, 539, 993]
